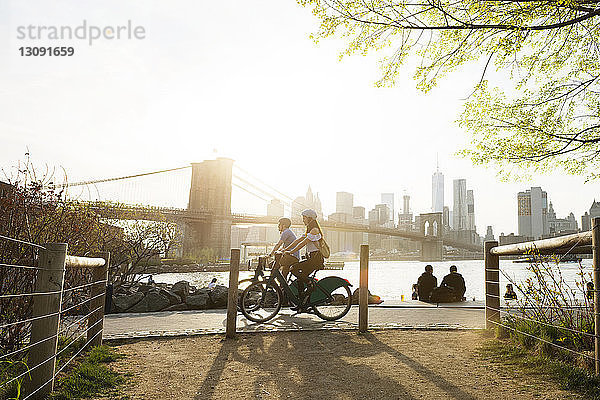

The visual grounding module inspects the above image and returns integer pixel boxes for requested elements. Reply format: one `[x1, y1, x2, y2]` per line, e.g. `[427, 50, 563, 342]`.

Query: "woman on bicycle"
[282, 208, 325, 305]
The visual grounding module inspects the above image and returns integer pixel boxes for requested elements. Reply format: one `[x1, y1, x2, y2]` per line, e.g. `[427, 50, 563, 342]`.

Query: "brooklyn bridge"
[60, 158, 483, 261]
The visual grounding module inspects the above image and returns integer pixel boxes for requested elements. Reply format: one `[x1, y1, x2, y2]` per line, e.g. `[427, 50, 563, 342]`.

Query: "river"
[152, 258, 594, 303]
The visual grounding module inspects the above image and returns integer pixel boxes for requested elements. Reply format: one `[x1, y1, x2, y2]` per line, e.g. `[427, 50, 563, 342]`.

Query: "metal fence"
[0, 237, 109, 400]
[484, 217, 600, 374]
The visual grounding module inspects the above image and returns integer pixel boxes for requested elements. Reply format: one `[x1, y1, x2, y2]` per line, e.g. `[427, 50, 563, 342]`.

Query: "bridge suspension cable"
[48, 166, 191, 189]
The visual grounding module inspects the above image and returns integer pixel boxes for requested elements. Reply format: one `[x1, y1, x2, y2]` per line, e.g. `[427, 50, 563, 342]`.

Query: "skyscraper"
[267, 199, 284, 217]
[518, 187, 549, 239]
[381, 193, 394, 224]
[466, 189, 475, 231]
[432, 168, 444, 212]
[453, 179, 467, 230]
[336, 192, 354, 215]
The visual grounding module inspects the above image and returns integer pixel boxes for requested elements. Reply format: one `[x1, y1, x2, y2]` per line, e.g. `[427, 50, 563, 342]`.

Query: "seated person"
[283, 209, 325, 308]
[268, 217, 300, 278]
[411, 284, 418, 300]
[440, 265, 466, 301]
[417, 265, 437, 302]
[504, 283, 517, 300]
[587, 282, 594, 301]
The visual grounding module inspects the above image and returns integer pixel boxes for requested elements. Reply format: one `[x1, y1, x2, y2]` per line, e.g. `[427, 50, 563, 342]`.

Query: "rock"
[112, 292, 144, 312]
[162, 303, 189, 312]
[171, 281, 191, 300]
[186, 289, 211, 310]
[138, 284, 152, 293]
[209, 285, 229, 308]
[128, 291, 170, 313]
[159, 289, 182, 306]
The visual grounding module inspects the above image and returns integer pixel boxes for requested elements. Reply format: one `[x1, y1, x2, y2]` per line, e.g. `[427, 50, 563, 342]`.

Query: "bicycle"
[240, 255, 353, 322]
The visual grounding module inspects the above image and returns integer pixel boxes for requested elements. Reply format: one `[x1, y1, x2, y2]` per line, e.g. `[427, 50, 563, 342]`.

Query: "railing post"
[359, 244, 369, 333]
[226, 249, 240, 339]
[24, 243, 67, 400]
[87, 251, 109, 349]
[592, 217, 600, 375]
[485, 240, 500, 330]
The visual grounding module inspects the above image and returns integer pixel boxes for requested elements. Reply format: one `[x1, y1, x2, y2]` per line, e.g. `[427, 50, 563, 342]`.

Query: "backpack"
[319, 238, 331, 258]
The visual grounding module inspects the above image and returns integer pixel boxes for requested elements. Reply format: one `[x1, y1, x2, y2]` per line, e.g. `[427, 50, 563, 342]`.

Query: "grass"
[49, 345, 126, 400]
[479, 332, 600, 400]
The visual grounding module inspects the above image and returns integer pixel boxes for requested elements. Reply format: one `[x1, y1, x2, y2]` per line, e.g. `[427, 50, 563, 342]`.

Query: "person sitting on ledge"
[440, 265, 466, 302]
[417, 265, 437, 302]
[504, 283, 517, 300]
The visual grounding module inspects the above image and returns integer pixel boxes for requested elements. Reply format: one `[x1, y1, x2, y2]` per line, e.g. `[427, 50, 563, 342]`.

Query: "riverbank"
[108, 330, 583, 399]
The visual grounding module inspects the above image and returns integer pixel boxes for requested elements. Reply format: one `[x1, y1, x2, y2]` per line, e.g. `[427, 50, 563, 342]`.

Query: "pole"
[24, 243, 67, 399]
[226, 248, 240, 339]
[359, 244, 369, 333]
[592, 217, 600, 375]
[87, 252, 109, 349]
[485, 241, 500, 330]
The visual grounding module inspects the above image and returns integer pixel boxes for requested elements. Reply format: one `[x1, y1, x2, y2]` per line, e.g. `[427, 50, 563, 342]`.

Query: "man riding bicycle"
[268, 217, 300, 279]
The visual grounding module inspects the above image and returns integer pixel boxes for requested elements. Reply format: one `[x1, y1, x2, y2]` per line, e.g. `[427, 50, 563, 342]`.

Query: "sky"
[0, 0, 598, 237]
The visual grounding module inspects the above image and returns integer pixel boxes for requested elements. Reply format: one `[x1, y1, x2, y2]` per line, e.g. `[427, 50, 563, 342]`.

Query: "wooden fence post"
[24, 243, 68, 400]
[359, 244, 369, 333]
[87, 251, 109, 349]
[592, 217, 600, 375]
[485, 241, 500, 330]
[226, 249, 240, 339]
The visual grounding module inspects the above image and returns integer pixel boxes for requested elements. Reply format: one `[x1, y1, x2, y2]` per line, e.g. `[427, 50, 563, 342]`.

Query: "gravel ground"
[108, 330, 583, 400]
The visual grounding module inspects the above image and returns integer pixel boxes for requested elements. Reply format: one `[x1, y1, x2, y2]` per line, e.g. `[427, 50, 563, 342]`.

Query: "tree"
[298, 0, 600, 178]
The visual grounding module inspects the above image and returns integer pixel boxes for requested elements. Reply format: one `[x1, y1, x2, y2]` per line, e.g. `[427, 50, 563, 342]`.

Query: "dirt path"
[108, 330, 583, 400]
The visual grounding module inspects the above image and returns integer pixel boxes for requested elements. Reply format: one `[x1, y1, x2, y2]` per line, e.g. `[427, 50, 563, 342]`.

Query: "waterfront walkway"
[103, 300, 485, 340]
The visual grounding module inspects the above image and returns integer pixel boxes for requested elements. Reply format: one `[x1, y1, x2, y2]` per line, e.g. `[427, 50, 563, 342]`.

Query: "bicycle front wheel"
[240, 281, 282, 323]
[312, 284, 352, 321]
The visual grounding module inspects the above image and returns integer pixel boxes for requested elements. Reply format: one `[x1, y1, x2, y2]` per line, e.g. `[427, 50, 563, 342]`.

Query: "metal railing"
[0, 237, 109, 400]
[484, 217, 600, 374]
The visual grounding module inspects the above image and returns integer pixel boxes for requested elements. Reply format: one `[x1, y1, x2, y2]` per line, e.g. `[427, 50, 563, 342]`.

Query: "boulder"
[186, 289, 211, 310]
[112, 292, 144, 312]
[159, 289, 182, 306]
[171, 280, 191, 300]
[128, 290, 170, 313]
[138, 284, 152, 293]
[209, 285, 229, 308]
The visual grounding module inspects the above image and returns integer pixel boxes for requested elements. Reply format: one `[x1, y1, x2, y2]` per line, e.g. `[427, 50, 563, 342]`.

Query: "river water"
[153, 259, 594, 302]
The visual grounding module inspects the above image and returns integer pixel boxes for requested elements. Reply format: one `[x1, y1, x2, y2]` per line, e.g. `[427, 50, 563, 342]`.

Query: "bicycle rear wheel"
[240, 281, 282, 323]
[312, 284, 352, 321]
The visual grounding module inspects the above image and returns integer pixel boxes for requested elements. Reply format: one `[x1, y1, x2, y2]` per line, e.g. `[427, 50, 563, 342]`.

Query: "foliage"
[479, 339, 600, 400]
[298, 0, 600, 178]
[50, 345, 125, 400]
[500, 252, 595, 370]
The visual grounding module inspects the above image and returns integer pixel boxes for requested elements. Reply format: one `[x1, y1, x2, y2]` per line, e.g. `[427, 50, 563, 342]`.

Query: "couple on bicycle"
[268, 209, 325, 310]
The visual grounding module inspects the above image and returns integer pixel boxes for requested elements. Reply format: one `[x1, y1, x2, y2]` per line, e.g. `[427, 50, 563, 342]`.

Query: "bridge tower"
[184, 157, 234, 260]
[419, 212, 443, 261]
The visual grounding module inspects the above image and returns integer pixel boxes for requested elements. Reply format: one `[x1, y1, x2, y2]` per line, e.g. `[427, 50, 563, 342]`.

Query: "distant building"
[381, 193, 395, 225]
[466, 189, 475, 231]
[518, 187, 548, 239]
[582, 200, 600, 230]
[453, 179, 467, 230]
[369, 204, 390, 226]
[353, 206, 365, 220]
[398, 195, 413, 230]
[547, 202, 577, 235]
[432, 168, 444, 213]
[499, 232, 533, 246]
[267, 199, 284, 217]
[336, 192, 354, 215]
[292, 186, 322, 218]
[484, 226, 494, 242]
